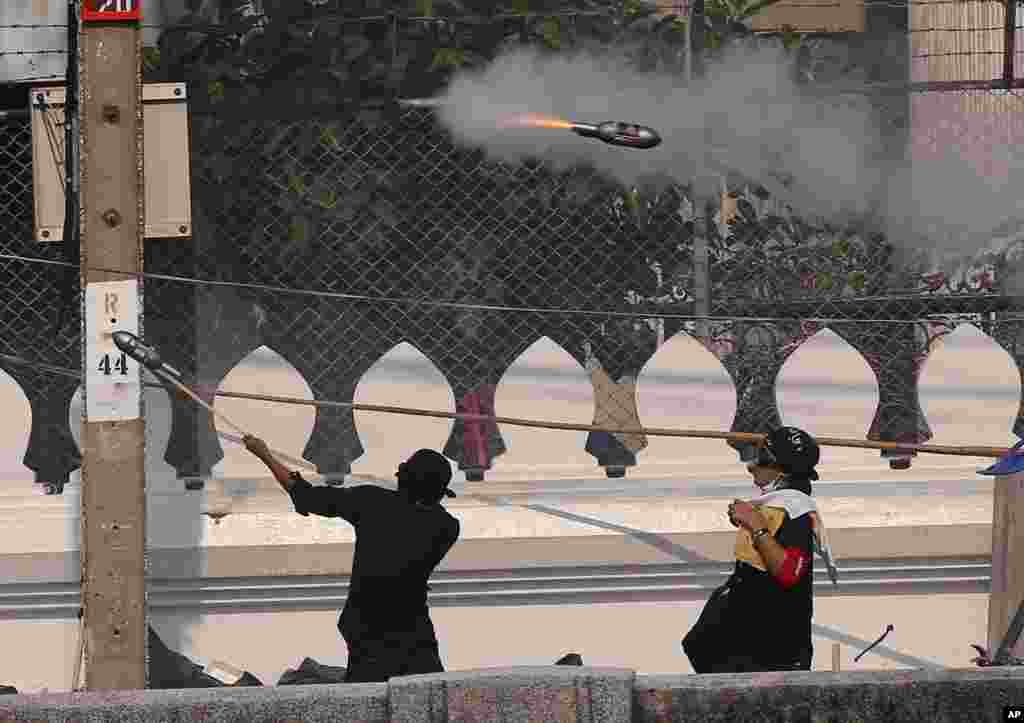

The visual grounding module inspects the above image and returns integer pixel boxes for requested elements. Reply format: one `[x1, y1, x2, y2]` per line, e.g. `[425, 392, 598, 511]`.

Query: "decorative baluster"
[984, 316, 1024, 442]
[18, 370, 81, 494]
[301, 375, 366, 481]
[713, 321, 822, 461]
[566, 331, 659, 479]
[583, 350, 647, 479]
[159, 287, 264, 482]
[443, 380, 506, 482]
[265, 297, 398, 481]
[832, 321, 948, 469]
[413, 313, 523, 483]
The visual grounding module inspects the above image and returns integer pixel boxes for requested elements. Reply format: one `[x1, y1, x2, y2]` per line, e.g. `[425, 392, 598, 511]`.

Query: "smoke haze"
[436, 45, 1024, 265]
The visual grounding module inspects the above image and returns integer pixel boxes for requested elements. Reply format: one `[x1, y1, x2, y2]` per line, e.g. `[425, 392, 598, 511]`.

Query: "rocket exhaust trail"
[398, 99, 663, 150]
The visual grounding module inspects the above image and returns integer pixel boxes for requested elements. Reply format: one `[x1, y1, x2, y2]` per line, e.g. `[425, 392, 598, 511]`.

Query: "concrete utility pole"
[78, 0, 147, 689]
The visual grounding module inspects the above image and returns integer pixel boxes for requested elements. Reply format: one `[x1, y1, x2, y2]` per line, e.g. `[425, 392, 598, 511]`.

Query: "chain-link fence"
[2, 2, 1024, 491]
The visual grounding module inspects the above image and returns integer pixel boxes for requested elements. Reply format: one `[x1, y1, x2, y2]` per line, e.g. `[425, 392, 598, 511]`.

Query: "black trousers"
[338, 604, 445, 683]
[682, 584, 811, 674]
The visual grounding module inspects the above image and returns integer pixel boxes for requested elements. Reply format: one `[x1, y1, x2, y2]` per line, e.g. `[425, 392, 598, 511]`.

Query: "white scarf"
[748, 488, 840, 584]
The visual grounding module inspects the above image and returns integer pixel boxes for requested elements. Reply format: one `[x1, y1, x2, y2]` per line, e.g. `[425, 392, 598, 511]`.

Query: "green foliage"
[623, 0, 647, 15]
[144, 0, 820, 111]
[700, 0, 788, 55]
[206, 80, 225, 103]
[287, 217, 308, 244]
[287, 175, 305, 196]
[540, 17, 561, 49]
[142, 46, 161, 74]
[147, 2, 723, 106]
[318, 126, 339, 150]
[779, 25, 801, 50]
[430, 47, 468, 70]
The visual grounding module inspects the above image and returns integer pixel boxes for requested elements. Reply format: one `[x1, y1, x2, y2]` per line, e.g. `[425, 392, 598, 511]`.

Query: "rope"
[0, 252, 1009, 327]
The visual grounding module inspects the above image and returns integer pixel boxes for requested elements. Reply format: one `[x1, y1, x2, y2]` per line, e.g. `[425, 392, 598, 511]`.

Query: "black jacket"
[683, 511, 814, 672]
[287, 476, 460, 620]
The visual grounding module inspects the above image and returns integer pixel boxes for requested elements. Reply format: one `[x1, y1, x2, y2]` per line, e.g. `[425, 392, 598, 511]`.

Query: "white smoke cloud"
[434, 44, 1024, 265]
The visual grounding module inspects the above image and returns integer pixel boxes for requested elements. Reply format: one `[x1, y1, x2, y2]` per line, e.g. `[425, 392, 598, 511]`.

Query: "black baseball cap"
[755, 427, 820, 478]
[400, 449, 456, 499]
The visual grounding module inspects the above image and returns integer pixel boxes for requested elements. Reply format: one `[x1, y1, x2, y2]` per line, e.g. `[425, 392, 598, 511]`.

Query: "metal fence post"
[1004, 0, 1016, 90]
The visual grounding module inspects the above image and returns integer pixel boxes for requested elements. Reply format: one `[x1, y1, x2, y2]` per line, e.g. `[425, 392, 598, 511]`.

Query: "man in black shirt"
[243, 436, 461, 683]
[682, 426, 833, 673]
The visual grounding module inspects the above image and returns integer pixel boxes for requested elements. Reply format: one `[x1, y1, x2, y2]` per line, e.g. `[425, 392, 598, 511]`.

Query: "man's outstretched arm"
[243, 435, 365, 523]
[244, 435, 298, 494]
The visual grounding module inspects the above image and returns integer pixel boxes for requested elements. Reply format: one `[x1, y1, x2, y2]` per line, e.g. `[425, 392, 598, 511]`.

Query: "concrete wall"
[2, 666, 1022, 723]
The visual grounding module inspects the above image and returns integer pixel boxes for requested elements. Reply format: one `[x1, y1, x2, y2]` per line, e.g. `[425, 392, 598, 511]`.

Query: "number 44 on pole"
[81, 0, 141, 23]
[98, 351, 129, 377]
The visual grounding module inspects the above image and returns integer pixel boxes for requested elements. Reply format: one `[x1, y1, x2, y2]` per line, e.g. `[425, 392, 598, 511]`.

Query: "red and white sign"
[81, 0, 141, 22]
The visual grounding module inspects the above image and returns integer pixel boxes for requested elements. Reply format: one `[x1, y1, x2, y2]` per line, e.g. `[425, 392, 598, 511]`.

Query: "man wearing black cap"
[243, 437, 460, 683]
[682, 426, 837, 673]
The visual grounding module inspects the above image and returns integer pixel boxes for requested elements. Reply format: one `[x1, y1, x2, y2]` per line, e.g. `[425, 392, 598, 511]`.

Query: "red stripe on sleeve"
[776, 546, 811, 589]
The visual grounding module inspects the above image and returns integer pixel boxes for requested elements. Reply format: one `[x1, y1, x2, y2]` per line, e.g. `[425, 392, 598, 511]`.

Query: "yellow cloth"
[587, 365, 647, 453]
[730, 489, 840, 583]
[733, 504, 787, 572]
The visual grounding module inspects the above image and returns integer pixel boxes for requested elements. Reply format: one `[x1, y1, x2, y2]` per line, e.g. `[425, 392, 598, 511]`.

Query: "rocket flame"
[498, 113, 573, 130]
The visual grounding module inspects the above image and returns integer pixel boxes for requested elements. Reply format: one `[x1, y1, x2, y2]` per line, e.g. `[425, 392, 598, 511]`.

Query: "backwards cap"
[758, 426, 820, 480]
[403, 449, 456, 500]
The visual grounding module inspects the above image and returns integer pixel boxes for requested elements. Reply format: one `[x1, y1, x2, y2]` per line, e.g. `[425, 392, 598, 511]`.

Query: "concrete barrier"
[634, 668, 1024, 723]
[1, 666, 1023, 722]
[0, 682, 389, 723]
[388, 666, 635, 723]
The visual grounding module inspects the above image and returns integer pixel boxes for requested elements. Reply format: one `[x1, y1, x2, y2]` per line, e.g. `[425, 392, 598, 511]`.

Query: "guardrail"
[0, 556, 990, 620]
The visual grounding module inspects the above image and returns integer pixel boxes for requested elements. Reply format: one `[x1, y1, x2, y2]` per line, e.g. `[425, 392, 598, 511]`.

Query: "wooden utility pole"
[78, 0, 147, 690]
[988, 470, 1024, 661]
